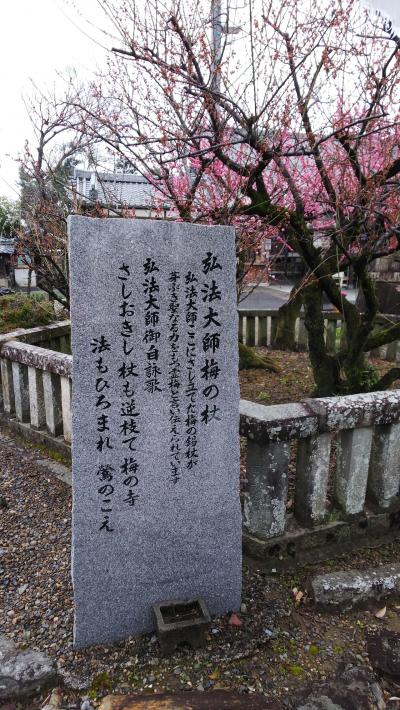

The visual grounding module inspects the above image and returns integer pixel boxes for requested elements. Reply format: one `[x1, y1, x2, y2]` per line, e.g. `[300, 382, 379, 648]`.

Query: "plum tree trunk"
[303, 282, 341, 396]
[303, 278, 383, 397]
[272, 283, 303, 350]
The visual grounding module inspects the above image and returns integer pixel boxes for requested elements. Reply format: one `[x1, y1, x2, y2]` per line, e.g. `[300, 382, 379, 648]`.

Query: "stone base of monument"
[153, 598, 211, 655]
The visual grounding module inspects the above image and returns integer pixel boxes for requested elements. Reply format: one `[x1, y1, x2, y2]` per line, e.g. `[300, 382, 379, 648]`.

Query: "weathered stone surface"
[0, 412, 71, 460]
[306, 391, 400, 431]
[367, 630, 400, 680]
[294, 665, 386, 710]
[0, 321, 70, 348]
[335, 427, 372, 515]
[0, 359, 15, 415]
[244, 438, 289, 538]
[97, 670, 385, 710]
[295, 433, 332, 527]
[368, 422, 400, 509]
[11, 361, 30, 423]
[0, 635, 56, 698]
[69, 217, 241, 648]
[0, 636, 15, 663]
[99, 691, 278, 709]
[244, 503, 400, 572]
[240, 400, 317, 442]
[312, 563, 400, 609]
[0, 340, 72, 378]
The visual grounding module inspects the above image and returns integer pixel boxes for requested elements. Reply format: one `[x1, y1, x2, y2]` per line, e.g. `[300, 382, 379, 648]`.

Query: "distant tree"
[0, 197, 20, 240]
[17, 83, 91, 308]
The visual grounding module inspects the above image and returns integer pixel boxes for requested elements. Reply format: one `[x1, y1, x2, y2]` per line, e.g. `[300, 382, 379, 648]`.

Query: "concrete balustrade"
[0, 322, 72, 454]
[241, 389, 400, 567]
[1, 320, 400, 569]
[239, 309, 400, 360]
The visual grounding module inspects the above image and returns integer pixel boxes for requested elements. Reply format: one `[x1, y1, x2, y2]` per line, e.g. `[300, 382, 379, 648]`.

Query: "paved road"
[239, 284, 358, 311]
[239, 285, 289, 310]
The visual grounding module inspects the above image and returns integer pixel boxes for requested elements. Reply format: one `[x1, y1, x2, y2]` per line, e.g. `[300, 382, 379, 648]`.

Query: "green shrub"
[0, 294, 55, 333]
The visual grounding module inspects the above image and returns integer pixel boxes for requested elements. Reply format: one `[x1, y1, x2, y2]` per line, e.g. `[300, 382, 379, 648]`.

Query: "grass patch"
[27, 441, 71, 465]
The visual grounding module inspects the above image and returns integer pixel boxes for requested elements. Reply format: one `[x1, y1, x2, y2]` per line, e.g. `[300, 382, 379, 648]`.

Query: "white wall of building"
[14, 267, 37, 288]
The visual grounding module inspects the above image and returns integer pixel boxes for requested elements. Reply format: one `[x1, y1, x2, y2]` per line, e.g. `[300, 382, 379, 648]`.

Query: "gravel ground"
[1, 427, 400, 709]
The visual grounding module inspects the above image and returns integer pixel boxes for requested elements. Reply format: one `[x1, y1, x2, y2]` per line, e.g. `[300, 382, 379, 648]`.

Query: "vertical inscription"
[87, 251, 226, 523]
[118, 263, 141, 510]
[200, 252, 222, 426]
[143, 258, 162, 395]
[168, 271, 181, 484]
[91, 334, 114, 532]
[184, 271, 199, 471]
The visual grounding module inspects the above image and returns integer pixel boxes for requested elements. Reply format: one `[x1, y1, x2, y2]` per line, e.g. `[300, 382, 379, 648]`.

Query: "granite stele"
[68, 216, 241, 648]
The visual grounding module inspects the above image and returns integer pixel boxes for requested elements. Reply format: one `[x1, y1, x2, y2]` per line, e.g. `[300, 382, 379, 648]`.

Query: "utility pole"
[211, 0, 223, 91]
[211, 1, 241, 92]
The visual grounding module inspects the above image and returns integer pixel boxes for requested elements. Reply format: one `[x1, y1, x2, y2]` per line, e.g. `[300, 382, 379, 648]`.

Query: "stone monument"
[68, 216, 241, 647]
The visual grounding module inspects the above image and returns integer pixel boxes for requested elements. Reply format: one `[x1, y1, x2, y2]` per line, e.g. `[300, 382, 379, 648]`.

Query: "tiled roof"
[0, 238, 15, 255]
[70, 169, 160, 208]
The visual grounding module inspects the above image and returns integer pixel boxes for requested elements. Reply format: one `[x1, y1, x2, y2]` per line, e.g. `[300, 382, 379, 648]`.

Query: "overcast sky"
[0, 0, 399, 201]
[0, 0, 108, 199]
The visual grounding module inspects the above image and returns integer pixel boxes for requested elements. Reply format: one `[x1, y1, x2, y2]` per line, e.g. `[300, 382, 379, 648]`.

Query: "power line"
[54, 0, 112, 53]
[0, 174, 20, 198]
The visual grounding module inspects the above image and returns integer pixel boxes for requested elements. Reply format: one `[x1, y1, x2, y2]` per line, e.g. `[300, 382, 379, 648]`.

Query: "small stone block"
[312, 563, 400, 610]
[153, 598, 211, 655]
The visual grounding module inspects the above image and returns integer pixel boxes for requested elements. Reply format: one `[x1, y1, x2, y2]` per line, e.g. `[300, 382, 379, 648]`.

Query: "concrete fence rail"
[239, 309, 400, 361]
[0, 322, 72, 452]
[1, 320, 399, 569]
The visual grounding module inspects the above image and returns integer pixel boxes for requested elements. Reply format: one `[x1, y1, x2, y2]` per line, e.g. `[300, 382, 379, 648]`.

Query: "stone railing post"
[0, 359, 15, 415]
[298, 318, 308, 350]
[258, 315, 268, 346]
[325, 317, 337, 353]
[60, 376, 72, 443]
[245, 438, 290, 538]
[295, 432, 332, 526]
[28, 366, 46, 429]
[368, 422, 400, 509]
[43, 371, 63, 436]
[308, 392, 400, 516]
[335, 427, 373, 514]
[240, 401, 317, 538]
[12, 361, 30, 422]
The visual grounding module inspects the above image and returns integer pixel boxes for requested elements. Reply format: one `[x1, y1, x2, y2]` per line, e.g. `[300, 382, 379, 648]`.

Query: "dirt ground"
[239, 349, 394, 404]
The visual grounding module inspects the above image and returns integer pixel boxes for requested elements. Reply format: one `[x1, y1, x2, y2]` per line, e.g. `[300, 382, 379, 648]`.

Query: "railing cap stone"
[240, 399, 317, 441]
[0, 340, 72, 378]
[305, 390, 400, 431]
[0, 320, 70, 348]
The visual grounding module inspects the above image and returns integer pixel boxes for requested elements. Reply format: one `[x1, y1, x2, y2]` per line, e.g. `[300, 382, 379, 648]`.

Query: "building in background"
[0, 236, 14, 287]
[69, 169, 168, 218]
[0, 237, 37, 290]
